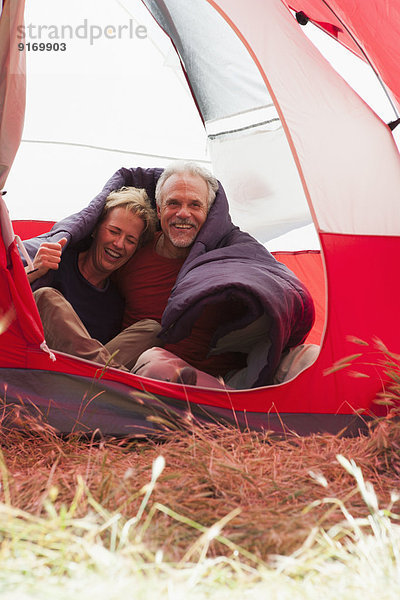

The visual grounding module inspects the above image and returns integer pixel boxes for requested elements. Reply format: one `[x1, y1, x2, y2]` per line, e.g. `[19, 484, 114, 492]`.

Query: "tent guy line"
[208, 118, 281, 140]
[19, 139, 211, 165]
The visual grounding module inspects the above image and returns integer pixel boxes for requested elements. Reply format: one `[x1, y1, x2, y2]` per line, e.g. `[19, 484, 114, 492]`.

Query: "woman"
[28, 187, 161, 369]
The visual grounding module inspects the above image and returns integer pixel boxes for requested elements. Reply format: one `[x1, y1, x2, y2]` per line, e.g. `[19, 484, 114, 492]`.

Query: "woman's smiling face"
[91, 206, 145, 276]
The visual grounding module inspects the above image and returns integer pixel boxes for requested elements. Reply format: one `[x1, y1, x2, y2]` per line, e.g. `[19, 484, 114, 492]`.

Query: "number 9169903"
[18, 42, 67, 51]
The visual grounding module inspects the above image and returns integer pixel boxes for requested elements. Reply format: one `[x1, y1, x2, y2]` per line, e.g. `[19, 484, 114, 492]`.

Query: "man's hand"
[27, 237, 68, 283]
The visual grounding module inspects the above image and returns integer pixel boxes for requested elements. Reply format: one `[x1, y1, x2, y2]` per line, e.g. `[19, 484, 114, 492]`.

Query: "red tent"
[1, 0, 399, 435]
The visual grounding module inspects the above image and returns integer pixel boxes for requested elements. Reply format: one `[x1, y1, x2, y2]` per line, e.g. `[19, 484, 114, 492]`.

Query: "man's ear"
[156, 204, 161, 219]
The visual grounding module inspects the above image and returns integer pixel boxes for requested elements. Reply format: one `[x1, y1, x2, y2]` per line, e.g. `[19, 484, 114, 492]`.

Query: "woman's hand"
[26, 237, 67, 283]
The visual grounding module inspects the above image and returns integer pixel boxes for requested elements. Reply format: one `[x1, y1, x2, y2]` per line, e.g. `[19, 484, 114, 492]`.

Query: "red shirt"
[117, 233, 184, 328]
[117, 233, 246, 376]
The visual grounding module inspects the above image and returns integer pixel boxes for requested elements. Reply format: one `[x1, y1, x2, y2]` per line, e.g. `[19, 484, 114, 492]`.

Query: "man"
[113, 162, 315, 388]
[26, 187, 160, 368]
[115, 163, 248, 386]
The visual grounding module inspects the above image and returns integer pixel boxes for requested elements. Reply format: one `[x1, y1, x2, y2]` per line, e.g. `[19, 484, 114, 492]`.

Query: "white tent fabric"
[5, 0, 209, 220]
[209, 123, 310, 241]
[4, 0, 314, 245]
[142, 0, 270, 121]
[212, 0, 400, 236]
[4, 0, 398, 244]
[141, 0, 313, 241]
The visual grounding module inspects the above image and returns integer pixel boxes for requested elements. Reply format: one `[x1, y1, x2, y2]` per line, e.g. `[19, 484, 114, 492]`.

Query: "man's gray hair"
[155, 161, 219, 210]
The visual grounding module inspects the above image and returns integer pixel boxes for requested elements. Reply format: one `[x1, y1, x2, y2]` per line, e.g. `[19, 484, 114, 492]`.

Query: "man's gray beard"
[169, 224, 197, 248]
[170, 236, 195, 248]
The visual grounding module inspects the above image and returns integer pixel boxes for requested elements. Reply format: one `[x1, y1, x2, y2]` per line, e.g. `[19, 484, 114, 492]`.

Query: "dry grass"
[1, 338, 400, 597]
[0, 402, 399, 564]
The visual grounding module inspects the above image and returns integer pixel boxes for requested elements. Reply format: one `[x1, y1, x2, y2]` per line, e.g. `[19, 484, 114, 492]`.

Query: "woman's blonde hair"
[100, 186, 157, 246]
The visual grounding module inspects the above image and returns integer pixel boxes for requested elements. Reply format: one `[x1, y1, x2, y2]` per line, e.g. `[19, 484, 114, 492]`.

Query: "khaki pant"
[132, 347, 232, 389]
[34, 287, 162, 370]
[132, 343, 320, 389]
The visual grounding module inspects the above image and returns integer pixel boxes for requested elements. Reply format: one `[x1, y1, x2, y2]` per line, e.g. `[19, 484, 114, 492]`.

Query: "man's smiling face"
[157, 173, 209, 259]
